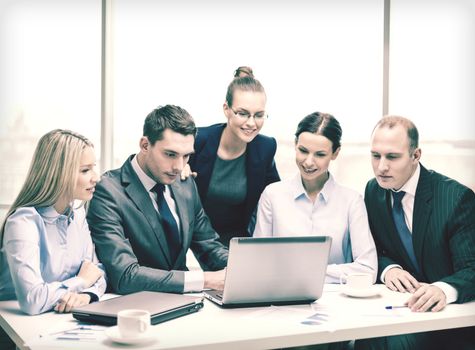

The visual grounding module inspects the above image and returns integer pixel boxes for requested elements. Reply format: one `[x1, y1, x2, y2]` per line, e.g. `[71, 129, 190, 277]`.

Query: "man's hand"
[385, 267, 420, 293]
[77, 260, 103, 288]
[203, 269, 226, 290]
[180, 164, 197, 181]
[406, 284, 447, 312]
[54, 292, 91, 313]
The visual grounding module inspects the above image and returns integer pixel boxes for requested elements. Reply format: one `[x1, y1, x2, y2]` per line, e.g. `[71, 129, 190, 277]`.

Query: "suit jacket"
[87, 155, 228, 294]
[365, 164, 475, 303]
[188, 123, 280, 235]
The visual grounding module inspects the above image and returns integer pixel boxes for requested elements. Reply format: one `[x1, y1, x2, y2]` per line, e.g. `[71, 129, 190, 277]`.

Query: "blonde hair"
[0, 129, 93, 248]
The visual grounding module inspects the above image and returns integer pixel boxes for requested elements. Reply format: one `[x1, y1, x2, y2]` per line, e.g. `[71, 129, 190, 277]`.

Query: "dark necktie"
[392, 191, 419, 273]
[151, 184, 181, 263]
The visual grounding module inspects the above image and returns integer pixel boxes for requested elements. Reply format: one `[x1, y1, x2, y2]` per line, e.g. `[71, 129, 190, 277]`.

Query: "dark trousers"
[0, 326, 16, 350]
[354, 326, 475, 350]
[283, 340, 352, 350]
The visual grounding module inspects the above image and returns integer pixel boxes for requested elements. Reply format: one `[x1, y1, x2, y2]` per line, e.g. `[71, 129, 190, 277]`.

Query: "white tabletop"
[1, 284, 474, 350]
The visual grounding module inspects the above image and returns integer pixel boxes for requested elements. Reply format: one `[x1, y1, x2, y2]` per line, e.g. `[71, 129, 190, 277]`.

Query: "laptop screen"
[206, 236, 332, 307]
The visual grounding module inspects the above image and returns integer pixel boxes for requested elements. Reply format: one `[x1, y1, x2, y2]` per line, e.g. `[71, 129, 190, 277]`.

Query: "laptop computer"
[204, 236, 332, 308]
[72, 291, 204, 325]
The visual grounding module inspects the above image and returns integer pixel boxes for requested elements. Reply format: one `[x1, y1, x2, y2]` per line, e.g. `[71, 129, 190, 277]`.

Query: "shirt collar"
[291, 173, 307, 199]
[393, 163, 420, 196]
[319, 173, 336, 203]
[37, 205, 74, 224]
[131, 154, 157, 192]
[291, 172, 335, 203]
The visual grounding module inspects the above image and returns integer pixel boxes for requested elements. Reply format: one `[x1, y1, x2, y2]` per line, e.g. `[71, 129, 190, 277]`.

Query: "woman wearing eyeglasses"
[186, 66, 280, 247]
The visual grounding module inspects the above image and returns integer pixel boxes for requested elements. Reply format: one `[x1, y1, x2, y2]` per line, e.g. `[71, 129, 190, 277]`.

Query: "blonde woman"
[0, 129, 106, 316]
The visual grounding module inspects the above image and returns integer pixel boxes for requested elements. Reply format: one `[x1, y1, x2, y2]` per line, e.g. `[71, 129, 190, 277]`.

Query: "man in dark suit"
[87, 105, 228, 295]
[356, 116, 475, 349]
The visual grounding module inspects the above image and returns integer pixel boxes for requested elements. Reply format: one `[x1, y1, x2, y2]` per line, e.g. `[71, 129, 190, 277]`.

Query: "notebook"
[72, 291, 204, 325]
[204, 236, 332, 308]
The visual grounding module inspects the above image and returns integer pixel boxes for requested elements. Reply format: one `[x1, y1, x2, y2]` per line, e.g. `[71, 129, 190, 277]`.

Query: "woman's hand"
[54, 292, 91, 313]
[77, 260, 103, 288]
[180, 164, 197, 181]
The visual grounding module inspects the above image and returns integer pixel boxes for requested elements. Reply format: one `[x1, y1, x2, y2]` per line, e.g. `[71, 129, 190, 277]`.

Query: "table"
[1, 284, 474, 350]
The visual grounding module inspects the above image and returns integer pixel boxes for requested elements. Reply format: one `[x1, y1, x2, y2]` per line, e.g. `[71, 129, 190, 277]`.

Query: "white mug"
[340, 273, 373, 290]
[117, 309, 151, 338]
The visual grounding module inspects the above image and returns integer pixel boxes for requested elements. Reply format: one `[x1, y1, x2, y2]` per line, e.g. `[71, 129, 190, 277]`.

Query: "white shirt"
[254, 173, 378, 284]
[392, 161, 419, 232]
[131, 156, 204, 292]
[380, 163, 458, 303]
[0, 206, 106, 315]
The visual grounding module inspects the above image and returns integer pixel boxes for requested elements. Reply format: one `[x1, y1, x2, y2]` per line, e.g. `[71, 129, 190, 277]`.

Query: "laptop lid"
[204, 236, 332, 308]
[72, 291, 204, 325]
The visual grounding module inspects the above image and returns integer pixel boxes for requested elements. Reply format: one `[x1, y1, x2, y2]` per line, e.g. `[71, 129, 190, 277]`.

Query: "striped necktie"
[392, 191, 419, 273]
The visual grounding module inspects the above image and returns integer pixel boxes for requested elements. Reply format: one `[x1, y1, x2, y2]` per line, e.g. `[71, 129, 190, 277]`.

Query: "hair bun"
[234, 66, 254, 78]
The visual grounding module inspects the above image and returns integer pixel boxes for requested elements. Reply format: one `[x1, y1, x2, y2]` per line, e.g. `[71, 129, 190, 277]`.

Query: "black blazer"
[364, 164, 475, 303]
[188, 123, 280, 235]
[87, 155, 228, 295]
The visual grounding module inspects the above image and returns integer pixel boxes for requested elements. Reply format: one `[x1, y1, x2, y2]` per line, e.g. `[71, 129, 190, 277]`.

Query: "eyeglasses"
[230, 107, 268, 121]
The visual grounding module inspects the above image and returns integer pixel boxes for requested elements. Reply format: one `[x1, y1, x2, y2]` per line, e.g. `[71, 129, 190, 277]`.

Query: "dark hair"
[226, 66, 266, 107]
[295, 112, 342, 152]
[143, 105, 197, 145]
[373, 115, 419, 153]
[234, 66, 254, 78]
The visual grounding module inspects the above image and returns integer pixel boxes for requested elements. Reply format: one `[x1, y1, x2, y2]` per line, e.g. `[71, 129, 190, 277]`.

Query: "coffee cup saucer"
[341, 286, 380, 298]
[105, 326, 157, 345]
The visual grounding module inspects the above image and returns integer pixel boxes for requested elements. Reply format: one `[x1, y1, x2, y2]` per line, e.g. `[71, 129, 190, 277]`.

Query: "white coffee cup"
[340, 273, 373, 291]
[117, 309, 151, 338]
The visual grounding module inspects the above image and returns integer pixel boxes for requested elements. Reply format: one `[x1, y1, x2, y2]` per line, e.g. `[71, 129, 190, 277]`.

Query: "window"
[1, 0, 473, 225]
[389, 0, 475, 189]
[111, 0, 383, 193]
[0, 0, 101, 216]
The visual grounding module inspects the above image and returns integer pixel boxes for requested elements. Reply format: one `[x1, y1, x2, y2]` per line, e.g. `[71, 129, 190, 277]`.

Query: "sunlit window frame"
[0, 0, 391, 212]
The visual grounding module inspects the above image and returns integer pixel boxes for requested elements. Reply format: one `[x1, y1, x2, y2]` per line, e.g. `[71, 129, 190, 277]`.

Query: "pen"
[385, 305, 408, 309]
[41, 326, 94, 337]
[56, 336, 96, 341]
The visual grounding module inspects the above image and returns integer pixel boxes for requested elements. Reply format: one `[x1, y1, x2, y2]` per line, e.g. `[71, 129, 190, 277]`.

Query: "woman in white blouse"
[254, 112, 377, 284]
[0, 129, 106, 316]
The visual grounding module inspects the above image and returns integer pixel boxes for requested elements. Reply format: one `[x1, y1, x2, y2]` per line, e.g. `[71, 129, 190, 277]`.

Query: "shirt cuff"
[432, 281, 458, 304]
[380, 264, 402, 283]
[325, 264, 342, 284]
[61, 276, 85, 292]
[183, 270, 204, 292]
[81, 292, 99, 303]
